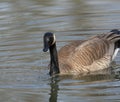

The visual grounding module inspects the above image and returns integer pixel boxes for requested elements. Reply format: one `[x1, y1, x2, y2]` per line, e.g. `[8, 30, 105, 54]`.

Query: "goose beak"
[43, 47, 49, 52]
[43, 42, 49, 52]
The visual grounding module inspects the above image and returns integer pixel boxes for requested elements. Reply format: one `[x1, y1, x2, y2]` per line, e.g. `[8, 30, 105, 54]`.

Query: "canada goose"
[43, 29, 120, 76]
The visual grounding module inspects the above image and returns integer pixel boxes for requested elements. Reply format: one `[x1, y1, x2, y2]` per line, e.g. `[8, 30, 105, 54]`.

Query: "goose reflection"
[48, 70, 120, 102]
[49, 76, 60, 102]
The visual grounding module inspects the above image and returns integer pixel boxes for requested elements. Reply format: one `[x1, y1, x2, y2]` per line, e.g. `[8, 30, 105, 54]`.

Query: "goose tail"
[107, 29, 120, 60]
[104, 29, 120, 43]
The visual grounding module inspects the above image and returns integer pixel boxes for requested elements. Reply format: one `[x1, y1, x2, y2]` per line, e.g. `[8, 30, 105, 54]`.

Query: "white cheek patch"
[51, 34, 56, 45]
[112, 48, 120, 60]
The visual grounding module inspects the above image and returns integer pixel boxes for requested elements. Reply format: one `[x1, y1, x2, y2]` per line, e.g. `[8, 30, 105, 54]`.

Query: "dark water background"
[0, 0, 120, 102]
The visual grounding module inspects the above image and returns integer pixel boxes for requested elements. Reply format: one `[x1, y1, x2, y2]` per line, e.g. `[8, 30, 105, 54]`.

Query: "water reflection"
[49, 76, 60, 102]
[48, 73, 119, 102]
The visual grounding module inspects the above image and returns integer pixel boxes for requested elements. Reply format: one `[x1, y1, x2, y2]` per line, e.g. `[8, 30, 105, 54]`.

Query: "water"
[0, 0, 120, 102]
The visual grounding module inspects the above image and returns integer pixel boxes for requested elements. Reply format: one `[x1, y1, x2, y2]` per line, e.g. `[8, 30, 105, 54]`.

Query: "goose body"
[43, 29, 120, 76]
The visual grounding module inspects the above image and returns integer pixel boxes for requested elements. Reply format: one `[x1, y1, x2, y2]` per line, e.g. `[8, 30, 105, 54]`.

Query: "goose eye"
[48, 37, 54, 45]
[46, 37, 50, 42]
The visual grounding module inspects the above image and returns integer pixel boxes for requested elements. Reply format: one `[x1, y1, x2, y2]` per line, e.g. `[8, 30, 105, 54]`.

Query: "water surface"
[0, 0, 120, 102]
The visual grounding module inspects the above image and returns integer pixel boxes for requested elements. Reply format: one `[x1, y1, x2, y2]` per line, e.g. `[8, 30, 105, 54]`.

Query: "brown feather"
[57, 33, 120, 75]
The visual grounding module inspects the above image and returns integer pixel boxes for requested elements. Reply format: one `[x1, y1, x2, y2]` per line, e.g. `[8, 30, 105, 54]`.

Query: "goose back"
[58, 33, 120, 75]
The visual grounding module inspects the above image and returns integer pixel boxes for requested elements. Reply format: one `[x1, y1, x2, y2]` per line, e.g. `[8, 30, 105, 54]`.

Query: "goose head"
[43, 32, 60, 76]
[43, 32, 56, 52]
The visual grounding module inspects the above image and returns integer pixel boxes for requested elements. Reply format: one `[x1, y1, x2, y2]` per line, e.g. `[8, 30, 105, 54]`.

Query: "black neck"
[49, 42, 60, 76]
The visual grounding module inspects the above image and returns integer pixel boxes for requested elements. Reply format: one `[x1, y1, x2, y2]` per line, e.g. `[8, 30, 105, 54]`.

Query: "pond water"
[0, 0, 120, 102]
